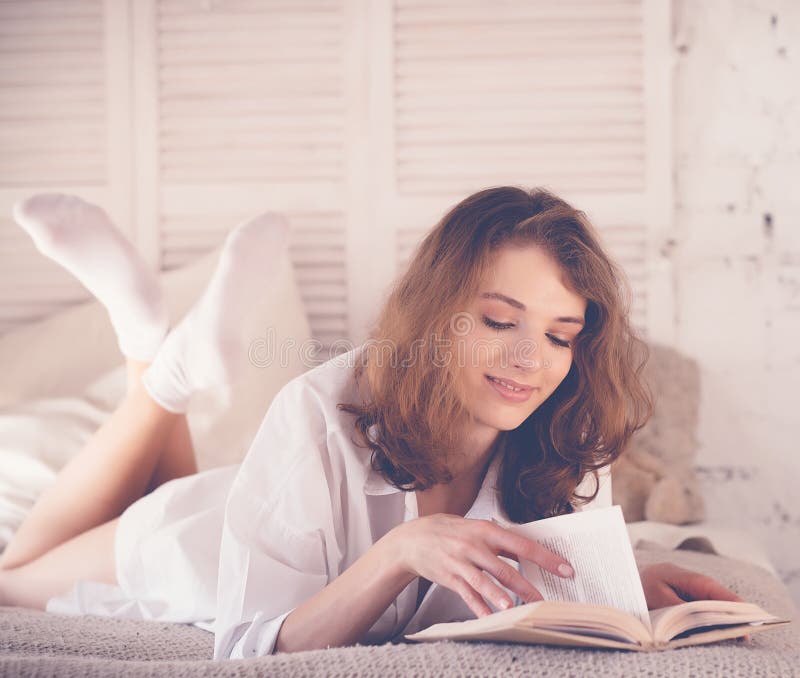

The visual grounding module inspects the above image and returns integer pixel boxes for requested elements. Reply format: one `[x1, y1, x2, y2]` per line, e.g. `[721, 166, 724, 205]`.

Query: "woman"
[0, 187, 741, 658]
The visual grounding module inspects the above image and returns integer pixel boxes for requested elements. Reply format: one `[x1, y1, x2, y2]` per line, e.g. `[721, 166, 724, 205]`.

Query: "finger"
[459, 564, 514, 610]
[654, 584, 686, 608]
[486, 525, 574, 578]
[445, 573, 493, 618]
[470, 548, 543, 604]
[675, 574, 743, 603]
[457, 563, 516, 612]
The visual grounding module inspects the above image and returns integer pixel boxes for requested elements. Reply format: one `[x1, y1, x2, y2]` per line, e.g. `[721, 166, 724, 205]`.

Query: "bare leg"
[146, 415, 197, 493]
[0, 519, 118, 609]
[0, 362, 187, 571]
[127, 359, 198, 494]
[0, 209, 281, 601]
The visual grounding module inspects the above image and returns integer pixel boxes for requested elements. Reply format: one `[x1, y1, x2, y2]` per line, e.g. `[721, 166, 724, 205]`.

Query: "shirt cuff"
[227, 609, 294, 658]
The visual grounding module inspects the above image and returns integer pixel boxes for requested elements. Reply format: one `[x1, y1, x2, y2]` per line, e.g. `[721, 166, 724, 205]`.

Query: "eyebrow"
[480, 292, 585, 326]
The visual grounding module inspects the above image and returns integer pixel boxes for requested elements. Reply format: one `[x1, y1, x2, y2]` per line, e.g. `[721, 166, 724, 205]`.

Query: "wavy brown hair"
[339, 186, 652, 522]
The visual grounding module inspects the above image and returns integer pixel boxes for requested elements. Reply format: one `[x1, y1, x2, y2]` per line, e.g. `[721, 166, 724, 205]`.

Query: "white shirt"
[212, 346, 611, 658]
[45, 345, 611, 659]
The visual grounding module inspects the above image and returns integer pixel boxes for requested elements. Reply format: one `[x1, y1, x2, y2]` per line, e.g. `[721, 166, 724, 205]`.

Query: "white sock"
[141, 212, 290, 413]
[13, 193, 169, 361]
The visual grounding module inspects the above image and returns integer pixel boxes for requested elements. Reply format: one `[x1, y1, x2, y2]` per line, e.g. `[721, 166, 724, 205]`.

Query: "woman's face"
[455, 244, 587, 433]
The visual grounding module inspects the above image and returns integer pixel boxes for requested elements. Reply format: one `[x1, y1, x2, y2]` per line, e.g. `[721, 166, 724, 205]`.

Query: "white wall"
[672, 0, 800, 601]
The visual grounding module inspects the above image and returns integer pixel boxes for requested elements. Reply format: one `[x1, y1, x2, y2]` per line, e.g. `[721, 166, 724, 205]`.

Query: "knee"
[0, 550, 20, 572]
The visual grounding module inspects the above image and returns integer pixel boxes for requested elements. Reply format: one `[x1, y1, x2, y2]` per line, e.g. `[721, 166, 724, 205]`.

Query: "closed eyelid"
[546, 333, 571, 348]
[483, 317, 573, 348]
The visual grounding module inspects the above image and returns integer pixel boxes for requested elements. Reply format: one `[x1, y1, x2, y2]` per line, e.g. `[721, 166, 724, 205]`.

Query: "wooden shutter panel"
[0, 0, 133, 335]
[379, 0, 670, 338]
[394, 1, 646, 196]
[1, 0, 671, 347]
[146, 0, 349, 350]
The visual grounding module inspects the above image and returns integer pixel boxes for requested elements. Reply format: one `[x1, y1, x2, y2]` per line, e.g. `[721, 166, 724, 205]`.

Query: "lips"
[486, 374, 533, 390]
[485, 374, 537, 403]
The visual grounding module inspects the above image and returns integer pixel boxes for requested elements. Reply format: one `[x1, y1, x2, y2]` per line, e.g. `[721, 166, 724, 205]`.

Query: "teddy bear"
[611, 343, 705, 525]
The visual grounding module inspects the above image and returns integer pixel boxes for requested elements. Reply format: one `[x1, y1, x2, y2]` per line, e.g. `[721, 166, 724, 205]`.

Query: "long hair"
[339, 186, 652, 522]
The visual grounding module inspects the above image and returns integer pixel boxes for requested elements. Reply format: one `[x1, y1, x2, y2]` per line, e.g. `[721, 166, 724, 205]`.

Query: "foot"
[0, 566, 10, 607]
[13, 194, 169, 361]
[141, 212, 290, 413]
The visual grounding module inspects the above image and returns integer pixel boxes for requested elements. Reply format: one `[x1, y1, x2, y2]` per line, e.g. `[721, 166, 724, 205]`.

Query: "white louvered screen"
[145, 0, 350, 351]
[160, 208, 348, 349]
[379, 0, 671, 339]
[1, 0, 672, 347]
[0, 0, 133, 335]
[394, 2, 645, 196]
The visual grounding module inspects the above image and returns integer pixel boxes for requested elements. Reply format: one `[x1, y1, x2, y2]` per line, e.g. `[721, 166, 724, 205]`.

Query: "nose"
[512, 338, 544, 372]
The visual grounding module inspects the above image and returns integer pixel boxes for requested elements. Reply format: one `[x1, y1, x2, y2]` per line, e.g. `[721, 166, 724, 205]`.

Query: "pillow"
[0, 242, 312, 549]
[611, 343, 705, 524]
[0, 243, 308, 410]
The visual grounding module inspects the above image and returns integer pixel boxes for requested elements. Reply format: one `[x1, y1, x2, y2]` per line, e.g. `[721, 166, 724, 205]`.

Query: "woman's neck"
[453, 419, 500, 476]
[415, 426, 501, 518]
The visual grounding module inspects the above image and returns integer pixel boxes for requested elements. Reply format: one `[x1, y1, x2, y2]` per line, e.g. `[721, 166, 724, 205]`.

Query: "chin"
[497, 415, 532, 432]
[476, 409, 533, 433]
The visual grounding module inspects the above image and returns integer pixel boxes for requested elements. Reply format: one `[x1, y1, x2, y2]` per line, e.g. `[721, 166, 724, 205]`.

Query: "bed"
[0, 245, 797, 676]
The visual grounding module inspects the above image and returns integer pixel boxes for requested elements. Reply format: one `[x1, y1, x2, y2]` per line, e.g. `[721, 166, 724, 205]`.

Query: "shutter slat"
[394, 1, 646, 199]
[0, 0, 109, 334]
[157, 1, 346, 186]
[0, 0, 106, 186]
[160, 0, 339, 15]
[160, 206, 347, 349]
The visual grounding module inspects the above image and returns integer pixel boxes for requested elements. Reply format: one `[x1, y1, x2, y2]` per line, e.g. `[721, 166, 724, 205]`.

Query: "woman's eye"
[481, 315, 572, 347]
[547, 334, 571, 348]
[482, 315, 515, 331]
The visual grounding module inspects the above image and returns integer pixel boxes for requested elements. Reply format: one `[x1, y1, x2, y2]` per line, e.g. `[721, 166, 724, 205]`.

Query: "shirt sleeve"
[212, 378, 341, 659]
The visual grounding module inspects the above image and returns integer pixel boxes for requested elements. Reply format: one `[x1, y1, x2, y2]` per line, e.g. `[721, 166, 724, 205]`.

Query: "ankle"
[125, 358, 151, 394]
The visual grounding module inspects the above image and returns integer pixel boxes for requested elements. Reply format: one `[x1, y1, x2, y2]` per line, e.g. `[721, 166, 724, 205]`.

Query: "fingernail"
[558, 564, 574, 578]
[498, 598, 511, 610]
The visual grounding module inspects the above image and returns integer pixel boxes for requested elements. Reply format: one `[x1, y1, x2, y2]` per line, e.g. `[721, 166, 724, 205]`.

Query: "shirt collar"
[362, 444, 507, 522]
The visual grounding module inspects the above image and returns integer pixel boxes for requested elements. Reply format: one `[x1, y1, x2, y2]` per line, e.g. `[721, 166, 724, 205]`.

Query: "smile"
[485, 374, 537, 403]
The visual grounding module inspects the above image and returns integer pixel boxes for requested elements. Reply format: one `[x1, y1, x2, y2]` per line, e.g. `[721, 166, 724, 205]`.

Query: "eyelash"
[481, 315, 572, 348]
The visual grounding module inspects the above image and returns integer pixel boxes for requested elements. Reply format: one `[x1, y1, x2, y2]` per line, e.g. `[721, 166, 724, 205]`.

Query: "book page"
[649, 599, 787, 643]
[502, 505, 651, 630]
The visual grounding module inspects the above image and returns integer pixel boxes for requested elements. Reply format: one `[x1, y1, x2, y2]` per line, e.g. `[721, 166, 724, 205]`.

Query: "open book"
[405, 506, 789, 651]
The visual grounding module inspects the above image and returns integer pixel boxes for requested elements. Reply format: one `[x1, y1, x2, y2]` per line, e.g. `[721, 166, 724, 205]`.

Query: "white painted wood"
[130, 0, 161, 269]
[383, 0, 668, 337]
[103, 0, 134, 240]
[0, 0, 135, 332]
[340, 0, 373, 346]
[345, 0, 397, 344]
[153, 0, 350, 350]
[0, 0, 671, 346]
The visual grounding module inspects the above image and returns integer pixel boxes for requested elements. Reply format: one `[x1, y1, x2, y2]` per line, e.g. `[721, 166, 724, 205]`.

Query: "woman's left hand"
[639, 562, 744, 610]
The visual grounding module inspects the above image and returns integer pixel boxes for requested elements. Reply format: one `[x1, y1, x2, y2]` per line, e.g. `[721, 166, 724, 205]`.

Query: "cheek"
[461, 329, 511, 370]
[544, 352, 573, 387]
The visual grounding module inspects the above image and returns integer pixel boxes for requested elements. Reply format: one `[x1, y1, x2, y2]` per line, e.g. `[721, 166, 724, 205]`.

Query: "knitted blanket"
[1, 547, 797, 677]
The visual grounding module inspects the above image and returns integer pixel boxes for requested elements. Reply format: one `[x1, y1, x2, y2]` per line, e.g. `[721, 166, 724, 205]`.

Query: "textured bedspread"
[1, 547, 798, 677]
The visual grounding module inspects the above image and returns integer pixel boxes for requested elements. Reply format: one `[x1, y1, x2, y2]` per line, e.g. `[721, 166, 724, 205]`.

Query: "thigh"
[70, 516, 120, 586]
[46, 517, 119, 587]
[0, 517, 119, 609]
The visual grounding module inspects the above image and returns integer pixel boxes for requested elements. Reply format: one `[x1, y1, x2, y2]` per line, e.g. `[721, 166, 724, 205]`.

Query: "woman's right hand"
[384, 513, 575, 618]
